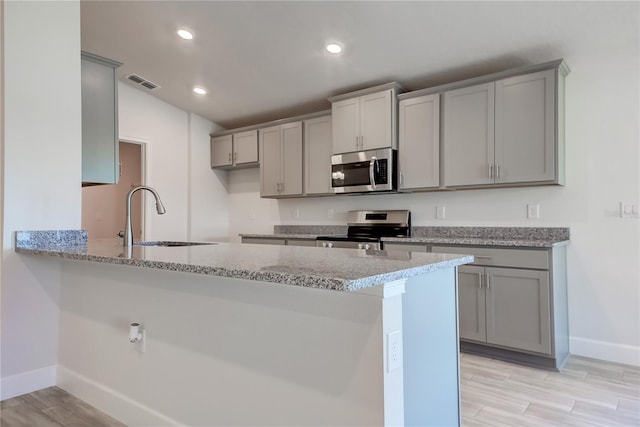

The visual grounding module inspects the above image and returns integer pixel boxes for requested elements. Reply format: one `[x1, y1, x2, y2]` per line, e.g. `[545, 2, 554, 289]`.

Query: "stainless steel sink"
[133, 241, 217, 247]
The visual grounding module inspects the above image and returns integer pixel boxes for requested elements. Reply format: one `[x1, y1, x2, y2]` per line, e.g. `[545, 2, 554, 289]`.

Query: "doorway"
[81, 141, 144, 239]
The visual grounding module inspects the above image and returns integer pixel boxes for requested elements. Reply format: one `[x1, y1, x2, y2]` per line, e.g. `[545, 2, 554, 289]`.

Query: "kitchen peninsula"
[16, 230, 472, 427]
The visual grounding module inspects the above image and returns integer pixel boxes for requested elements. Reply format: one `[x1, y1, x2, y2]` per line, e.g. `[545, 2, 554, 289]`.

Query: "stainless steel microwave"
[331, 148, 396, 194]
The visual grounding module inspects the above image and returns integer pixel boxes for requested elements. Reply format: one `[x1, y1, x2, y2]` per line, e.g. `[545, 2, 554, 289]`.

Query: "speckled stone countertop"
[15, 230, 472, 292]
[241, 226, 570, 248]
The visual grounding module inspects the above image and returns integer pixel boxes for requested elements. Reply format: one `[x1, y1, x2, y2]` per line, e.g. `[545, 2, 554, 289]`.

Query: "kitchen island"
[16, 230, 472, 427]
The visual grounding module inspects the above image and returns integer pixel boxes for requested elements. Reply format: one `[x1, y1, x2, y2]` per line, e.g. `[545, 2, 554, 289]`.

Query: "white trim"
[356, 279, 407, 298]
[1, 365, 56, 400]
[57, 365, 185, 427]
[570, 336, 640, 367]
[118, 136, 149, 241]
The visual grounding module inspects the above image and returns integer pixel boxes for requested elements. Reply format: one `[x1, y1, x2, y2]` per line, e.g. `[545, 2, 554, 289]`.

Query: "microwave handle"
[369, 156, 377, 190]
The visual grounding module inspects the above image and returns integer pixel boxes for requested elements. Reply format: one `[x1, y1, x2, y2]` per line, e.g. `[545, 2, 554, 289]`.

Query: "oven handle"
[369, 156, 377, 190]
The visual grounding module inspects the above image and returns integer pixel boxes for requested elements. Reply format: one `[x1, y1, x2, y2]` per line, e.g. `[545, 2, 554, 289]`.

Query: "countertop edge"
[15, 244, 473, 292]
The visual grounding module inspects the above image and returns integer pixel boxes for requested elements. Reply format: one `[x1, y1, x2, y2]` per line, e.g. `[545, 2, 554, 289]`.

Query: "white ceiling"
[81, 1, 638, 129]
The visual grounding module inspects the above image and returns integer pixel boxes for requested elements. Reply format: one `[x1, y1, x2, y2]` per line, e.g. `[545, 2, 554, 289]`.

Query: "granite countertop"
[15, 231, 472, 292]
[242, 226, 570, 248]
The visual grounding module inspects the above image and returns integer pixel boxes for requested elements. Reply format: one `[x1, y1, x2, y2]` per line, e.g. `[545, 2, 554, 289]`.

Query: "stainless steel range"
[316, 210, 411, 250]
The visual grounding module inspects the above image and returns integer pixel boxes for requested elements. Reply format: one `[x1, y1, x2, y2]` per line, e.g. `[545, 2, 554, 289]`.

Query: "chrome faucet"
[122, 185, 166, 247]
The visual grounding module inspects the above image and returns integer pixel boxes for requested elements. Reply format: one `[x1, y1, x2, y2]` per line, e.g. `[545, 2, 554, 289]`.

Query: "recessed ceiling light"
[177, 29, 194, 40]
[193, 87, 207, 95]
[326, 43, 342, 54]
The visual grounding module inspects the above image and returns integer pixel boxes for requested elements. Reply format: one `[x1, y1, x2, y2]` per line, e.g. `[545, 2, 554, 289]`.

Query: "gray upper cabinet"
[211, 130, 258, 169]
[443, 63, 567, 188]
[81, 52, 121, 185]
[329, 82, 402, 154]
[494, 69, 555, 184]
[259, 121, 303, 197]
[398, 94, 440, 190]
[304, 115, 332, 195]
[444, 83, 495, 187]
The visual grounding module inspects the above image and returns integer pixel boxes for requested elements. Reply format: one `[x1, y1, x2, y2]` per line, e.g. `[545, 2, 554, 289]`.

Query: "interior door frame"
[119, 136, 148, 241]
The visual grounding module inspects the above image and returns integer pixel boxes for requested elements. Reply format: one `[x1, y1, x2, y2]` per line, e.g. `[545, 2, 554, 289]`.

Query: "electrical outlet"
[620, 202, 640, 218]
[327, 208, 334, 219]
[293, 208, 300, 219]
[436, 206, 446, 220]
[387, 330, 403, 372]
[527, 204, 540, 219]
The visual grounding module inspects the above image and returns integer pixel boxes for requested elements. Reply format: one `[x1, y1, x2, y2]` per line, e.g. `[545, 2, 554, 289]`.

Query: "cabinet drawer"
[431, 245, 549, 270]
[241, 237, 286, 245]
[383, 243, 428, 253]
[286, 239, 317, 247]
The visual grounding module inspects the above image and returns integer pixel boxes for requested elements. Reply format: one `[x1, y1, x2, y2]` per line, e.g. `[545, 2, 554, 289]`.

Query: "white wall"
[188, 113, 229, 241]
[117, 84, 229, 242]
[1, 1, 82, 398]
[227, 45, 640, 365]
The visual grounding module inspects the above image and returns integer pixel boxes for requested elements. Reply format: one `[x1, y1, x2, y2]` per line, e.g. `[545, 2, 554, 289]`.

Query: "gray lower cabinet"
[81, 52, 121, 185]
[459, 265, 551, 355]
[432, 244, 568, 369]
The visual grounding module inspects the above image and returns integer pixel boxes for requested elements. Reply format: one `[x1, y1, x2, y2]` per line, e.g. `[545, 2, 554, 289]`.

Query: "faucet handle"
[117, 230, 125, 238]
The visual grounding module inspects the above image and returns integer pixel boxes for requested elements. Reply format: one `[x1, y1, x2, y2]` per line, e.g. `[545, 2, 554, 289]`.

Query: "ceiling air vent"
[127, 74, 160, 90]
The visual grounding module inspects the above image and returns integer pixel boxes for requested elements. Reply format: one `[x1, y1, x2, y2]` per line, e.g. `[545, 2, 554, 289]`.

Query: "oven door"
[331, 148, 395, 193]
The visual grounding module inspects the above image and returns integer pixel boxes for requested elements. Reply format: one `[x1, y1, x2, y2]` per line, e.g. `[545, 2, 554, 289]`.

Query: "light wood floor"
[1, 354, 638, 426]
[461, 353, 640, 426]
[0, 386, 125, 427]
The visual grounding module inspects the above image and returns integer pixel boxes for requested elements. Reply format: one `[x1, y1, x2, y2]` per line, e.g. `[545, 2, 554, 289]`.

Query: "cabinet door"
[81, 55, 119, 184]
[233, 130, 258, 165]
[259, 125, 281, 197]
[485, 267, 551, 354]
[495, 69, 555, 184]
[399, 94, 440, 190]
[280, 122, 303, 196]
[332, 97, 360, 154]
[360, 90, 392, 151]
[304, 116, 332, 195]
[458, 266, 487, 342]
[211, 135, 233, 168]
[443, 83, 495, 187]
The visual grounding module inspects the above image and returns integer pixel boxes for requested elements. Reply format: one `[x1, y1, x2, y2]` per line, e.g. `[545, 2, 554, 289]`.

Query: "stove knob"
[357, 243, 364, 249]
[327, 242, 334, 248]
[364, 243, 371, 250]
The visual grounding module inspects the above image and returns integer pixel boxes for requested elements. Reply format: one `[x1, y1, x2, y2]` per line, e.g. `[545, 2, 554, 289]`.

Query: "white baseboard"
[570, 337, 640, 366]
[1, 365, 56, 400]
[57, 365, 184, 427]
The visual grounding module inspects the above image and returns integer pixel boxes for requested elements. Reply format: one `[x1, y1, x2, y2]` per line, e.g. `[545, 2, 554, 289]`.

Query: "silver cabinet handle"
[234, 152, 238, 162]
[280, 182, 284, 193]
[400, 172, 404, 186]
[486, 273, 491, 289]
[356, 136, 359, 150]
[489, 164, 494, 179]
[478, 272, 483, 289]
[496, 164, 501, 179]
[475, 256, 493, 259]
[228, 153, 232, 162]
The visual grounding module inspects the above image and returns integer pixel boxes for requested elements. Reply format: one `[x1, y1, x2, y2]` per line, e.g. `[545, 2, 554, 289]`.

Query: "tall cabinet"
[81, 52, 121, 185]
[259, 122, 303, 197]
[398, 93, 440, 190]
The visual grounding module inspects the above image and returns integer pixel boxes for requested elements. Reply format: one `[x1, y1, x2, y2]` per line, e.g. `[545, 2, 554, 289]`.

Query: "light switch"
[620, 202, 640, 218]
[436, 206, 446, 220]
[527, 204, 540, 219]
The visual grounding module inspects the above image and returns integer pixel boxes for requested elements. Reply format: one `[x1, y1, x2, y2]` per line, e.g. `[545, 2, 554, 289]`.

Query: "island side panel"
[57, 260, 389, 426]
[402, 267, 461, 426]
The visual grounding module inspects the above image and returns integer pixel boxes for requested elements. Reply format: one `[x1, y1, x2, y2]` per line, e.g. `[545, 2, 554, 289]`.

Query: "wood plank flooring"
[461, 353, 640, 426]
[0, 386, 125, 427]
[0, 354, 638, 426]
